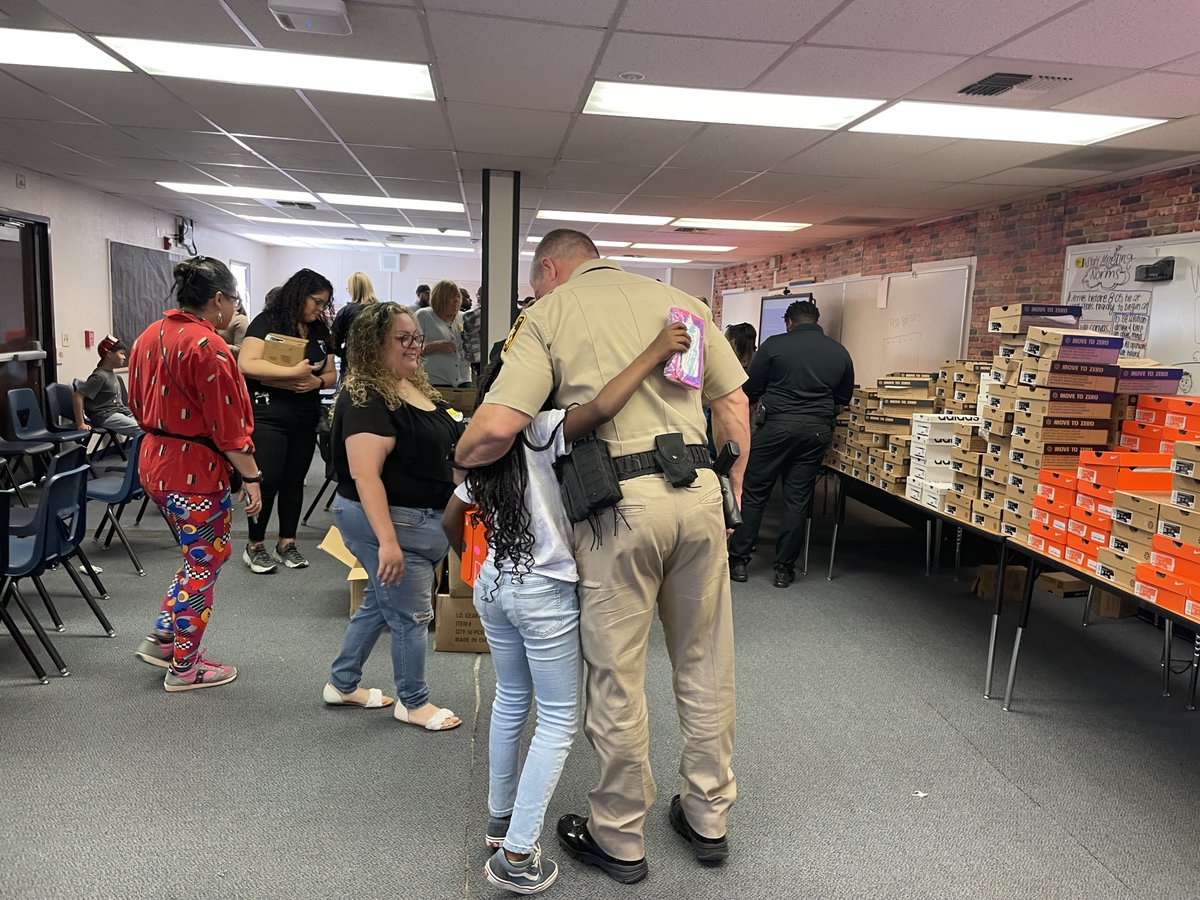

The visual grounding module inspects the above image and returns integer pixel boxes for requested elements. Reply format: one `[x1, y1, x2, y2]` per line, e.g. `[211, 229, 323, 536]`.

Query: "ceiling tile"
[12, 70, 209, 130]
[348, 146, 459, 181]
[637, 167, 757, 198]
[689, 198, 796, 218]
[189, 166, 303, 189]
[429, 11, 604, 112]
[456, 153, 553, 188]
[539, 189, 635, 210]
[972, 166, 1112, 186]
[91, 157, 212, 181]
[753, 46, 967, 98]
[446, 103, 571, 156]
[877, 140, 1073, 182]
[813, 0, 1081, 54]
[995, 0, 1200, 69]
[809, 178, 954, 204]
[376, 178, 464, 203]
[306, 94, 451, 149]
[38, 0, 253, 43]
[1162, 51, 1200, 76]
[222, 0, 430, 62]
[0, 72, 91, 122]
[239, 137, 362, 174]
[717, 173, 853, 203]
[669, 125, 825, 171]
[1100, 115, 1200, 151]
[562, 116, 700, 166]
[905, 57, 1136, 109]
[277, 170, 381, 194]
[612, 196, 700, 217]
[773, 133, 954, 178]
[618, 0, 846, 42]
[1055, 72, 1200, 119]
[909, 182, 1037, 209]
[547, 160, 659, 193]
[599, 32, 788, 90]
[424, 0, 619, 27]
[121, 128, 265, 165]
[165, 81, 331, 140]
[12, 120, 169, 159]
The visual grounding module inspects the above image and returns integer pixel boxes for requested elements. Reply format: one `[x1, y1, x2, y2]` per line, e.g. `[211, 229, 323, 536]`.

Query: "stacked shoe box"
[1123, 394, 1200, 453]
[839, 387, 879, 479]
[881, 433, 912, 496]
[907, 412, 978, 513]
[873, 374, 936, 493]
[1069, 450, 1173, 575]
[1129, 446, 1200, 623]
[1030, 469, 1078, 560]
[936, 359, 991, 415]
[1102, 490, 1167, 591]
[947, 422, 988, 522]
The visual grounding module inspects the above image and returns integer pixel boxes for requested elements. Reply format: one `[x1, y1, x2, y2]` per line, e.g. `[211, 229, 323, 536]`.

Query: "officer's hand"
[650, 322, 691, 361]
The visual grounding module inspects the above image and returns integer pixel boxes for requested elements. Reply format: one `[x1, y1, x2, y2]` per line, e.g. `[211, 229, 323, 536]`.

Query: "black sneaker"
[772, 565, 794, 588]
[486, 814, 511, 850]
[273, 543, 309, 569]
[484, 844, 558, 895]
[243, 544, 277, 574]
[729, 560, 748, 582]
[556, 814, 647, 884]
[669, 794, 728, 866]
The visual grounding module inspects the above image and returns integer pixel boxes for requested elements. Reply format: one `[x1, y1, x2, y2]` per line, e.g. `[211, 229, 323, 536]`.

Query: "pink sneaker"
[163, 658, 237, 692]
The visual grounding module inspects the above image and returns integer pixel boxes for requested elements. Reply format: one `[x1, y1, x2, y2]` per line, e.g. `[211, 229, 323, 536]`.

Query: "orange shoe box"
[1073, 491, 1115, 518]
[1030, 519, 1068, 544]
[1063, 545, 1098, 574]
[1038, 469, 1078, 491]
[1076, 479, 1117, 504]
[1068, 507, 1112, 544]
[1149, 534, 1200, 583]
[1134, 564, 1200, 612]
[1031, 495, 1071, 532]
[1027, 533, 1066, 559]
[1076, 450, 1174, 491]
[1137, 395, 1200, 419]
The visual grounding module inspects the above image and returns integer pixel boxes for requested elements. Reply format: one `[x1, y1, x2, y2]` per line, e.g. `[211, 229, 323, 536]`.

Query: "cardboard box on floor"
[318, 527, 369, 616]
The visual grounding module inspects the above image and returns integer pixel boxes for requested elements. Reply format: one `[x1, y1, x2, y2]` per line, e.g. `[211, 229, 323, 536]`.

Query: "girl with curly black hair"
[237, 268, 337, 573]
[441, 321, 691, 891]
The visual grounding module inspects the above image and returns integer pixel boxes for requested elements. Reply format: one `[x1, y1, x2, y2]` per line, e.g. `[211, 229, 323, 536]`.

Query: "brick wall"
[714, 164, 1200, 357]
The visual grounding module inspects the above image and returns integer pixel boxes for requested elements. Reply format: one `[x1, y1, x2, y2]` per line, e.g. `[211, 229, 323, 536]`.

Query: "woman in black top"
[323, 302, 465, 730]
[237, 269, 337, 573]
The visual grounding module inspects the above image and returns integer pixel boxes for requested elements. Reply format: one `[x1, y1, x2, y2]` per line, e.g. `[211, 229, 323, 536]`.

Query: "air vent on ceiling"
[674, 226, 707, 233]
[343, 236, 370, 242]
[826, 215, 913, 227]
[388, 234, 407, 241]
[276, 200, 316, 210]
[1034, 147, 1190, 172]
[958, 72, 1072, 97]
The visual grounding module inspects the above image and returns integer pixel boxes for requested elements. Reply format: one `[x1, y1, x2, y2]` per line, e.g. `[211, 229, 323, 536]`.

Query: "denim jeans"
[475, 561, 582, 854]
[329, 496, 449, 709]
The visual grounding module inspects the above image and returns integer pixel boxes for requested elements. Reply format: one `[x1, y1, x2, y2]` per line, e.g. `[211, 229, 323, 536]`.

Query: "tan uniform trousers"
[574, 467, 737, 860]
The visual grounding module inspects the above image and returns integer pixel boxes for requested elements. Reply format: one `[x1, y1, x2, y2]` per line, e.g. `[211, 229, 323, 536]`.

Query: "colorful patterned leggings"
[149, 491, 234, 673]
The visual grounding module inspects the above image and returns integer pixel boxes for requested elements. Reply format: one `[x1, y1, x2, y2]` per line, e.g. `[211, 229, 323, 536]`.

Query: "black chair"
[8, 387, 88, 447]
[0, 439, 55, 507]
[86, 433, 177, 575]
[60, 381, 127, 462]
[0, 493, 50, 684]
[301, 428, 337, 526]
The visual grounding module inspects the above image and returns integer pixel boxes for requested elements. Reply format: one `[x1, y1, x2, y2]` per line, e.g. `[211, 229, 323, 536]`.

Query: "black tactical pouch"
[653, 432, 698, 487]
[556, 433, 624, 524]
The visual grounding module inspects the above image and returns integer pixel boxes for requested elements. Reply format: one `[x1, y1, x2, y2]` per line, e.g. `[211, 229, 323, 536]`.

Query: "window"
[229, 260, 251, 315]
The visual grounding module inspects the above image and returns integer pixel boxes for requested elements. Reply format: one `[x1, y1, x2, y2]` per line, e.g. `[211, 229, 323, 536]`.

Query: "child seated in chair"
[75, 335, 142, 438]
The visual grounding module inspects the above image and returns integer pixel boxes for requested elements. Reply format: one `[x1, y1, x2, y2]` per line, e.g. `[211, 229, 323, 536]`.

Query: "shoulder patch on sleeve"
[502, 314, 527, 356]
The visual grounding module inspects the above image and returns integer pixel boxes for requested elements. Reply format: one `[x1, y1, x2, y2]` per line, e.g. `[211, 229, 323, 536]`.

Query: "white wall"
[667, 267, 715, 304]
[0, 160, 269, 383]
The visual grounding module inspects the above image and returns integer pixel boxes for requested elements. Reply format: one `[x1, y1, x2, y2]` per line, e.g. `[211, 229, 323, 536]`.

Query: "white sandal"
[322, 682, 394, 709]
[394, 704, 461, 731]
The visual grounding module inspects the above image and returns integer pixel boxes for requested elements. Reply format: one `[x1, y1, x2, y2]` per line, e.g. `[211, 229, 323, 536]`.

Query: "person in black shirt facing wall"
[728, 299, 854, 588]
[322, 302, 464, 730]
[237, 268, 337, 574]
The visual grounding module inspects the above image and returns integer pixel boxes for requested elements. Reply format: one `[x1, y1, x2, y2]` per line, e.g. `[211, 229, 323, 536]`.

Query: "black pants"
[248, 404, 318, 544]
[728, 418, 832, 570]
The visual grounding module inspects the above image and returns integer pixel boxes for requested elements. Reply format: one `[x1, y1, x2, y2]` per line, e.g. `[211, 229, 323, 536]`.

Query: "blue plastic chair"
[87, 432, 174, 576]
[0, 492, 50, 684]
[62, 381, 128, 462]
[8, 387, 88, 447]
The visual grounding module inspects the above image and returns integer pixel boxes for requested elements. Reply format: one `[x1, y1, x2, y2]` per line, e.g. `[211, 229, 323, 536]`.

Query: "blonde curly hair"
[343, 302, 441, 410]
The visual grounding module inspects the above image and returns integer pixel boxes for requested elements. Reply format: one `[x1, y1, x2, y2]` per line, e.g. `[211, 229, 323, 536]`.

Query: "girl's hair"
[430, 279, 461, 318]
[343, 302, 440, 410]
[347, 271, 378, 306]
[263, 268, 334, 334]
[172, 257, 237, 310]
[468, 358, 536, 580]
[724, 322, 758, 369]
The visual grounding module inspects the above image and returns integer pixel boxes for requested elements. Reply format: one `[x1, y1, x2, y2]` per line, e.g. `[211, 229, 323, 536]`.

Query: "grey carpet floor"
[3, 471, 1200, 900]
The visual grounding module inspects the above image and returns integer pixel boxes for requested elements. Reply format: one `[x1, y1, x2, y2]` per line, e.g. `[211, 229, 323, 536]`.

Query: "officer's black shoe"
[772, 565, 795, 588]
[669, 794, 728, 866]
[557, 814, 648, 884]
[729, 560, 748, 582]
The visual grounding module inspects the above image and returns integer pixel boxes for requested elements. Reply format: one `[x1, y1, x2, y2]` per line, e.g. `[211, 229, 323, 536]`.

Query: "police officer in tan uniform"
[456, 229, 750, 884]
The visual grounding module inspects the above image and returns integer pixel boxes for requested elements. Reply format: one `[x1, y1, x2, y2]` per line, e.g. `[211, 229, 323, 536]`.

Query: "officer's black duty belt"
[612, 444, 713, 481]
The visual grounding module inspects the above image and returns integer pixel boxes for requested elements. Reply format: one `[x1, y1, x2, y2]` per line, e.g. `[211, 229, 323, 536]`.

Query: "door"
[0, 212, 55, 437]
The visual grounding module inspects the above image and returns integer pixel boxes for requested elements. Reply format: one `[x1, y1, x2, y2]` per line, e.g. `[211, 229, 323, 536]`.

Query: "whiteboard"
[1062, 235, 1200, 389]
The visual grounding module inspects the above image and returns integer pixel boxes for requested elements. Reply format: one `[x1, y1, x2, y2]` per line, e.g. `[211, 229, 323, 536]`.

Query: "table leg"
[933, 519, 943, 573]
[925, 519, 933, 577]
[954, 526, 963, 581]
[1081, 586, 1093, 627]
[1162, 619, 1174, 698]
[827, 474, 846, 582]
[1003, 558, 1040, 712]
[1188, 633, 1199, 712]
[802, 517, 811, 576]
[984, 541, 1008, 700]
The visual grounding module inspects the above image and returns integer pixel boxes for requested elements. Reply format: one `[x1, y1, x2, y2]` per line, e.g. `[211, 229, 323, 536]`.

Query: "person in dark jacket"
[728, 299, 854, 588]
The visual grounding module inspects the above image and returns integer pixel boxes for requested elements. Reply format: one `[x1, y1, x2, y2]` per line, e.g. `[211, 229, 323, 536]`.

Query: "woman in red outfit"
[127, 257, 265, 692]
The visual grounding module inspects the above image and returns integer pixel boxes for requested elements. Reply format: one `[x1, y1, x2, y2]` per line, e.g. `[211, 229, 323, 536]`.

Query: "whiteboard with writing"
[1062, 235, 1200, 385]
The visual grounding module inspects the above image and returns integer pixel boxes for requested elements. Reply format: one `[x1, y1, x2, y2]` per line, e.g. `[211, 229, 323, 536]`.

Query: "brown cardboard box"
[434, 592, 490, 653]
[1018, 359, 1119, 392]
[1006, 461, 1041, 493]
[1157, 503, 1200, 546]
[973, 564, 1029, 603]
[438, 387, 478, 416]
[261, 332, 310, 367]
[1110, 520, 1155, 560]
[1097, 545, 1139, 578]
[1112, 490, 1170, 532]
[1171, 440, 1200, 477]
[1037, 571, 1089, 598]
[1092, 589, 1139, 618]
[1011, 413, 1110, 445]
[318, 527, 369, 617]
[1023, 328, 1124, 363]
[1015, 388, 1115, 418]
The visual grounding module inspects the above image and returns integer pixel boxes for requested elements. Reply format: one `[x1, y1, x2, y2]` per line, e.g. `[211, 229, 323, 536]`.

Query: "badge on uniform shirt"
[445, 407, 465, 423]
[502, 314, 527, 356]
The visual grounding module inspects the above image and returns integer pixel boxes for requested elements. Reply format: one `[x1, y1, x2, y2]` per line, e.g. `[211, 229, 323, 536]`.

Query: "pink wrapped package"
[663, 306, 704, 390]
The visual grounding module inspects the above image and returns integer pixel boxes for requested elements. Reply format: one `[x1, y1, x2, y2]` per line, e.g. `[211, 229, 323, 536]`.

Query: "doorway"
[0, 210, 55, 437]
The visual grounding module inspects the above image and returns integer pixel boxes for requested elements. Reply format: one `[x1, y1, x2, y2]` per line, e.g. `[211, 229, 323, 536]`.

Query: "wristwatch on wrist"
[241, 471, 264, 484]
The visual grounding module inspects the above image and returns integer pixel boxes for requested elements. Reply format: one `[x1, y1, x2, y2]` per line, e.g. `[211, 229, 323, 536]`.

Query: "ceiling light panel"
[363, 225, 472, 237]
[610, 256, 693, 265]
[851, 100, 1166, 145]
[319, 192, 464, 212]
[158, 182, 317, 202]
[537, 210, 672, 226]
[670, 218, 810, 232]
[584, 80, 883, 130]
[525, 236, 631, 248]
[0, 28, 129, 71]
[241, 215, 356, 228]
[387, 244, 476, 253]
[98, 37, 435, 101]
[632, 243, 736, 252]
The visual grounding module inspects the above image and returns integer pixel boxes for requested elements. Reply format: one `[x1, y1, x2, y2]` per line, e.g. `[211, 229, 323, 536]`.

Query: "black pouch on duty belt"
[556, 433, 624, 525]
[653, 432, 698, 487]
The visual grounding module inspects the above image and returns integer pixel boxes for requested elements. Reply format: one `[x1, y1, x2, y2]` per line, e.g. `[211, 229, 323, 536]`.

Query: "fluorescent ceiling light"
[632, 242, 736, 253]
[159, 182, 316, 202]
[584, 80, 883, 130]
[319, 193, 464, 213]
[241, 215, 356, 228]
[670, 218, 810, 233]
[851, 100, 1166, 145]
[363, 224, 472, 238]
[387, 244, 476, 253]
[538, 210, 672, 226]
[0, 27, 129, 71]
[98, 36, 434, 101]
[242, 233, 313, 247]
[311, 239, 388, 248]
[525, 236, 630, 248]
[610, 255, 692, 265]
[520, 251, 535, 258]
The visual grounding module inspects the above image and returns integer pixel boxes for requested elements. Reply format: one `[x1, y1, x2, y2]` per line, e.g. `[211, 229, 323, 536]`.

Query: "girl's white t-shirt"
[454, 409, 577, 583]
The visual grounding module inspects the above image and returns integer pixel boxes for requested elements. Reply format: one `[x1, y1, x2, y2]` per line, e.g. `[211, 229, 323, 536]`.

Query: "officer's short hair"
[533, 229, 599, 266]
[785, 299, 819, 323]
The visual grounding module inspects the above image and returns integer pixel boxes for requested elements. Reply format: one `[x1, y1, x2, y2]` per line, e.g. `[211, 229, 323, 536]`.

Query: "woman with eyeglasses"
[322, 303, 464, 730]
[415, 279, 473, 388]
[237, 268, 337, 574]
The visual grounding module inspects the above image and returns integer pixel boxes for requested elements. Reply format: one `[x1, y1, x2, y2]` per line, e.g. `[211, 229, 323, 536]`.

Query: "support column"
[481, 169, 520, 365]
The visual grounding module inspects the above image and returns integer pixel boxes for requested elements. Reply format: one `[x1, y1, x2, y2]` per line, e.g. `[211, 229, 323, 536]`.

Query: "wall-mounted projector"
[268, 0, 352, 35]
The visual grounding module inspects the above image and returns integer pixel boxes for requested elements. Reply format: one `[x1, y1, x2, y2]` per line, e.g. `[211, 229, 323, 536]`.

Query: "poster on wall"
[1064, 246, 1151, 358]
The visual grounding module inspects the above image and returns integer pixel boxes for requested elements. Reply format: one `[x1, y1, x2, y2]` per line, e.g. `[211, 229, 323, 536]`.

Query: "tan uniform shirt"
[487, 259, 747, 456]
